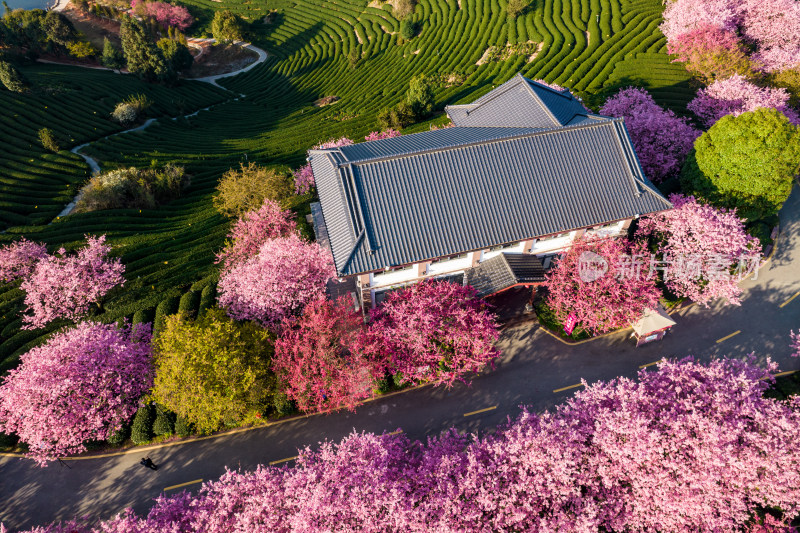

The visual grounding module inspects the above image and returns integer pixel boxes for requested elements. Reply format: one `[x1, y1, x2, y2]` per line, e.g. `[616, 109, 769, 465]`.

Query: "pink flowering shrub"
[273, 297, 380, 413]
[20, 235, 125, 330]
[215, 199, 297, 272]
[667, 23, 753, 83]
[30, 357, 800, 531]
[600, 87, 700, 182]
[791, 330, 800, 357]
[544, 236, 662, 334]
[688, 74, 800, 126]
[0, 238, 48, 283]
[217, 234, 335, 328]
[360, 281, 500, 388]
[293, 137, 354, 194]
[637, 194, 761, 306]
[130, 0, 193, 30]
[364, 128, 401, 141]
[0, 321, 152, 465]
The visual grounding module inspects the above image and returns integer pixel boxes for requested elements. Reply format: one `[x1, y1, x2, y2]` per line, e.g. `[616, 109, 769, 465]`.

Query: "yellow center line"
[773, 370, 797, 378]
[385, 429, 403, 436]
[716, 330, 741, 343]
[639, 360, 661, 369]
[779, 291, 800, 308]
[553, 383, 583, 393]
[463, 405, 498, 417]
[163, 479, 202, 492]
[269, 455, 298, 466]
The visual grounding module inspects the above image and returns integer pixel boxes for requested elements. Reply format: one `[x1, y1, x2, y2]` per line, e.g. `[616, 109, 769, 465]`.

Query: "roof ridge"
[311, 118, 616, 167]
[520, 77, 562, 127]
[444, 74, 526, 113]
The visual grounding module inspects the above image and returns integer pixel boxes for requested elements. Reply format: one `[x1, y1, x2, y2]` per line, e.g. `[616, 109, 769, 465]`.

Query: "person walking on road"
[140, 457, 158, 470]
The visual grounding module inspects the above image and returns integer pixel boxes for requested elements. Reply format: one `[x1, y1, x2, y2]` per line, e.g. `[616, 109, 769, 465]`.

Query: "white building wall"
[360, 218, 632, 307]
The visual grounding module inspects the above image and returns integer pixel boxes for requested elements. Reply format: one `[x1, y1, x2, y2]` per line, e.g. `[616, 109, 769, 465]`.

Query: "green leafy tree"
[0, 60, 29, 93]
[211, 10, 245, 43]
[213, 162, 294, 217]
[42, 11, 75, 46]
[38, 127, 59, 152]
[151, 309, 277, 434]
[681, 108, 800, 221]
[406, 74, 434, 117]
[393, 0, 416, 18]
[101, 38, 125, 71]
[120, 17, 171, 82]
[67, 41, 96, 59]
[399, 19, 416, 40]
[157, 38, 193, 73]
[506, 0, 530, 18]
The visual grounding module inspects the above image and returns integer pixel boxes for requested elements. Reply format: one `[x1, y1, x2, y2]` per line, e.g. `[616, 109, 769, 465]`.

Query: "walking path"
[3, 187, 799, 530]
[54, 39, 267, 219]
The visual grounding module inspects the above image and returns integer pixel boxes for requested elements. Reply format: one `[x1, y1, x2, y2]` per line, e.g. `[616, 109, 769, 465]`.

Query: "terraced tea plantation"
[0, 0, 694, 371]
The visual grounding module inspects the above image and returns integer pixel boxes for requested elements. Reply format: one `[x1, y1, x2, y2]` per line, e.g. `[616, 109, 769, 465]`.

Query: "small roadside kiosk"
[630, 305, 676, 347]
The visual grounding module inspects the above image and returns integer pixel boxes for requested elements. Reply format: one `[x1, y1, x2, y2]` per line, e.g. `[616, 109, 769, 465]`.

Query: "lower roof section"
[465, 253, 546, 297]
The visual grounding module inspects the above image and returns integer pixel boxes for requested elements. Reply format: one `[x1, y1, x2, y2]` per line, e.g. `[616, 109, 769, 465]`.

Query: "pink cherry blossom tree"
[637, 194, 761, 306]
[215, 199, 297, 272]
[29, 357, 800, 531]
[544, 236, 661, 334]
[659, 0, 741, 44]
[600, 87, 700, 182]
[791, 330, 799, 357]
[293, 137, 354, 194]
[360, 281, 500, 388]
[273, 297, 381, 413]
[364, 128, 402, 141]
[20, 235, 125, 330]
[0, 321, 152, 465]
[667, 23, 753, 83]
[217, 234, 335, 328]
[740, 0, 800, 72]
[688, 74, 800, 126]
[130, 0, 193, 30]
[0, 238, 48, 283]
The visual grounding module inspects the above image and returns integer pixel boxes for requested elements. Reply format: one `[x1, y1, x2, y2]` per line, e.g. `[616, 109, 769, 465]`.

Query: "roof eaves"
[610, 119, 674, 210]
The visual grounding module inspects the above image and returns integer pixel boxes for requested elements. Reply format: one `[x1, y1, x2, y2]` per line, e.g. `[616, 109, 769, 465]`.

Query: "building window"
[539, 232, 570, 242]
[489, 242, 517, 251]
[431, 253, 468, 264]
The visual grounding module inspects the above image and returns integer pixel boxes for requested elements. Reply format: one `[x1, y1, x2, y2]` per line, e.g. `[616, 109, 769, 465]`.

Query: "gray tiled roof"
[446, 74, 589, 128]
[465, 253, 545, 297]
[311, 119, 671, 277]
[310, 73, 671, 277]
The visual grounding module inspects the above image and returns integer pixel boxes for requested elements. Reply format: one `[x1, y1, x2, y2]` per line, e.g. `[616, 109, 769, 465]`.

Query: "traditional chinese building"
[309, 74, 672, 309]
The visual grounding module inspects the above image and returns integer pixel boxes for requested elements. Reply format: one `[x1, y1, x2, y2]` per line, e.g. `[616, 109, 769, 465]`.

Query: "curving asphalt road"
[2, 186, 799, 530]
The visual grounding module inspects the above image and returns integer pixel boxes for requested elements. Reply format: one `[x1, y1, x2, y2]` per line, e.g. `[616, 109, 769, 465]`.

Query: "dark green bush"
[130, 403, 155, 445]
[0, 431, 20, 451]
[198, 285, 216, 316]
[0, 61, 29, 93]
[400, 19, 417, 40]
[152, 404, 175, 436]
[106, 424, 130, 445]
[174, 416, 194, 437]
